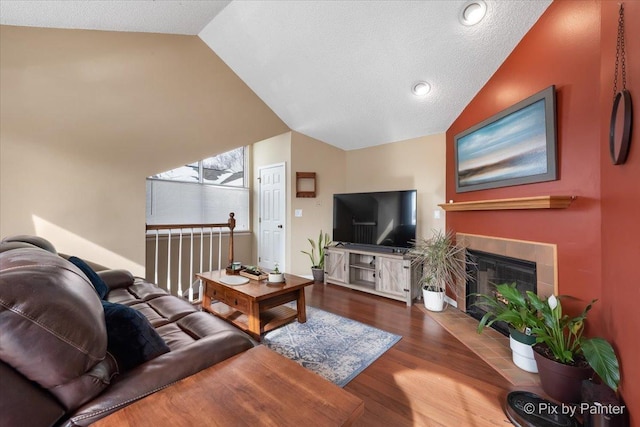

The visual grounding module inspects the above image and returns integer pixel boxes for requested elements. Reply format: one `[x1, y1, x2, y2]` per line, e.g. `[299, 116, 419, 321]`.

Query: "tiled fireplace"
[455, 233, 558, 313]
[417, 233, 557, 386]
[466, 249, 538, 336]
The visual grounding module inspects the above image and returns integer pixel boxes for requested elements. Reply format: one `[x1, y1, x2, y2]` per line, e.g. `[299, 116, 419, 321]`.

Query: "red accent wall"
[600, 1, 640, 423]
[447, 1, 602, 304]
[445, 1, 639, 422]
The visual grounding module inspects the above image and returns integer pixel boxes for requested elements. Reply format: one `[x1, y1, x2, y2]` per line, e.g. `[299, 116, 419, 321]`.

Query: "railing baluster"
[177, 229, 183, 298]
[189, 229, 194, 302]
[146, 214, 236, 299]
[198, 228, 204, 301]
[154, 230, 159, 285]
[218, 228, 222, 275]
[199, 229, 204, 272]
[209, 228, 213, 272]
[167, 229, 172, 295]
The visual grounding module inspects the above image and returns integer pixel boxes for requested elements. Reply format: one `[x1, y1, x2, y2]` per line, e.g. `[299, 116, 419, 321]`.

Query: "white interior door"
[258, 163, 286, 271]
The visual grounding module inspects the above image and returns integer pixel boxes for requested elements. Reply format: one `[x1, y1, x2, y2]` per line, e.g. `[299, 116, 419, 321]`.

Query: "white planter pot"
[509, 335, 538, 373]
[268, 273, 284, 283]
[422, 288, 445, 312]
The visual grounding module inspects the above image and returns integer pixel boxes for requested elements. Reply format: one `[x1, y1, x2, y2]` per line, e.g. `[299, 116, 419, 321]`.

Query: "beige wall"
[250, 132, 292, 269]
[0, 25, 288, 274]
[1, 25, 446, 277]
[290, 132, 346, 276]
[345, 133, 446, 240]
[251, 131, 444, 276]
[250, 131, 347, 276]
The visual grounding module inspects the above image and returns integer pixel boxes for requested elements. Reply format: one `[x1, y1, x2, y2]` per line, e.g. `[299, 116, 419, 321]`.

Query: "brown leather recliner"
[0, 236, 255, 426]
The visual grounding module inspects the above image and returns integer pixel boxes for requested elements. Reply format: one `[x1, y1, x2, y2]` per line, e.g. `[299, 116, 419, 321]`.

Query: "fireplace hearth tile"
[537, 282, 554, 299]
[537, 264, 555, 286]
[483, 338, 509, 349]
[536, 245, 555, 265]
[484, 346, 511, 359]
[484, 356, 517, 370]
[506, 241, 537, 261]
[418, 304, 541, 387]
[502, 369, 540, 386]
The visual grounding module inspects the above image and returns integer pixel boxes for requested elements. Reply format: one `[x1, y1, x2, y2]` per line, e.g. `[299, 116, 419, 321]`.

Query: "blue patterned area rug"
[263, 306, 401, 387]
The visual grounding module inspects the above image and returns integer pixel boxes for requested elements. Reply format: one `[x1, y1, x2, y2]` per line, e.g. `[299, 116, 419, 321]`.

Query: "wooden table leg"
[297, 289, 307, 323]
[202, 284, 211, 311]
[248, 300, 261, 339]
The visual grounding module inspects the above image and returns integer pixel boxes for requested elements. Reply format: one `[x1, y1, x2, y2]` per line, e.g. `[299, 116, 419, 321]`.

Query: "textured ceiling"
[0, 0, 231, 35]
[1, 0, 551, 150]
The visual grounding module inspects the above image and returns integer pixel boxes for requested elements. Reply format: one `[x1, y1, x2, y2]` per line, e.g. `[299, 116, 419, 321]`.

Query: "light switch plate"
[295, 209, 303, 217]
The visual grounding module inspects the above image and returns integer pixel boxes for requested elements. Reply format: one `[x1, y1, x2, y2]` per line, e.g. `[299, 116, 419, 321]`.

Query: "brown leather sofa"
[0, 236, 255, 427]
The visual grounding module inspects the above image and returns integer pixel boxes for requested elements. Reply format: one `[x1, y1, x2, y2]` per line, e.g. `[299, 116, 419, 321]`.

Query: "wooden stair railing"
[146, 213, 236, 302]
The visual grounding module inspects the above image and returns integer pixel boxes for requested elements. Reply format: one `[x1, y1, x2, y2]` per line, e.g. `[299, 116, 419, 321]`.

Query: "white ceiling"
[1, 0, 551, 150]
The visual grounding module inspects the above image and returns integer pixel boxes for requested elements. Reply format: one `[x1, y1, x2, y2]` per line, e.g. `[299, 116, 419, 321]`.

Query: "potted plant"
[473, 283, 540, 373]
[301, 230, 331, 282]
[268, 263, 284, 283]
[409, 229, 472, 312]
[527, 293, 620, 403]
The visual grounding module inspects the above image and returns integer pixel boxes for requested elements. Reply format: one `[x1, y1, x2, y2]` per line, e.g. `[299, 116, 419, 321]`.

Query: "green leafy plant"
[528, 293, 620, 392]
[473, 282, 539, 335]
[243, 265, 263, 276]
[301, 230, 331, 269]
[409, 229, 473, 294]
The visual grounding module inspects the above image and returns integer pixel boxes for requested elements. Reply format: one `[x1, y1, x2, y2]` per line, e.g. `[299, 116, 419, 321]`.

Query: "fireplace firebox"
[466, 249, 537, 337]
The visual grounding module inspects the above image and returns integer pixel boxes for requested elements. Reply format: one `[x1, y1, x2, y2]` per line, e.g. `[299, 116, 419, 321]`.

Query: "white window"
[146, 147, 249, 230]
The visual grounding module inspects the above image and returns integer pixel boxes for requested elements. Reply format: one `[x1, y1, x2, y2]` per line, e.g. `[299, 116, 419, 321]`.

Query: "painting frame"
[454, 85, 557, 193]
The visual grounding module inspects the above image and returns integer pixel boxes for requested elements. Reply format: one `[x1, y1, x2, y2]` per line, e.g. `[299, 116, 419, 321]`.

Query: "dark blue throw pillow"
[68, 256, 109, 299]
[101, 301, 170, 372]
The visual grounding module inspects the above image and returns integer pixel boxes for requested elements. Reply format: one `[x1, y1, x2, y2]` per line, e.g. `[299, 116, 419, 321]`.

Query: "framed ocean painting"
[454, 85, 557, 193]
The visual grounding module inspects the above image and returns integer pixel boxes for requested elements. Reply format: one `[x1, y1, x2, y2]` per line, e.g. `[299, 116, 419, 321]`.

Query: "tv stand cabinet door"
[325, 249, 347, 284]
[376, 257, 410, 302]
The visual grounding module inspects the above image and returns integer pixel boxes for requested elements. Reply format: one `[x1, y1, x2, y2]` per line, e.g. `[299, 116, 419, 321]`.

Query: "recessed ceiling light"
[460, 1, 487, 26]
[412, 81, 431, 97]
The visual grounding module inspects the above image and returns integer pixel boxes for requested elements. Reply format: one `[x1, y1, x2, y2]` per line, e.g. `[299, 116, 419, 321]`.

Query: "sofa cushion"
[0, 248, 112, 410]
[101, 301, 170, 372]
[1, 235, 58, 254]
[68, 256, 109, 299]
[104, 279, 169, 306]
[97, 269, 134, 290]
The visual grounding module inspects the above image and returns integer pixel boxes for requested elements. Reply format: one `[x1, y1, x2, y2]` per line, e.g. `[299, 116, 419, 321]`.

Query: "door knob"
[277, 224, 283, 228]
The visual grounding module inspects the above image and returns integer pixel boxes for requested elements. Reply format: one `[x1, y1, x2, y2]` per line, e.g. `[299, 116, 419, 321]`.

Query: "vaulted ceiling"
[0, 0, 551, 150]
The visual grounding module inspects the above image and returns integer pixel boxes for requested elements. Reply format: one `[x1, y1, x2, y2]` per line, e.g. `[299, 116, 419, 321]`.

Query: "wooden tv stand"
[324, 246, 419, 305]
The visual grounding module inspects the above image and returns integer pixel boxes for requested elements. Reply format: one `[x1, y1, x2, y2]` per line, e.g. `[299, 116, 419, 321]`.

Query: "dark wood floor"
[304, 282, 543, 426]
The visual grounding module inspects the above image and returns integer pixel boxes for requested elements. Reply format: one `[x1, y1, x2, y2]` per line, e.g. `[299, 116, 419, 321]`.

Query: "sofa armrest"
[97, 270, 134, 290]
[0, 361, 66, 427]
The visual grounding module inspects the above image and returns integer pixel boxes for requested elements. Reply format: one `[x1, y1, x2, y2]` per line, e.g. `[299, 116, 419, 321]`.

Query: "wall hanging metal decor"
[610, 3, 633, 165]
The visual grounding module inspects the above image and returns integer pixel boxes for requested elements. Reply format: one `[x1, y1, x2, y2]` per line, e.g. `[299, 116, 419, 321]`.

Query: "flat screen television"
[333, 190, 417, 250]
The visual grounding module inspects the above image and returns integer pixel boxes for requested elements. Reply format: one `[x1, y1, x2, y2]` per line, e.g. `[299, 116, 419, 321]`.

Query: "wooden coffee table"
[93, 345, 364, 426]
[197, 271, 314, 340]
